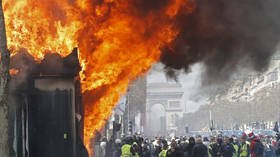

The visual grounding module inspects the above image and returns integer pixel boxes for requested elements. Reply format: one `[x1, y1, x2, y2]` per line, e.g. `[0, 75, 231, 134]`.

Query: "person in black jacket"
[212, 137, 226, 157]
[186, 137, 196, 157]
[142, 142, 152, 157]
[192, 136, 209, 157]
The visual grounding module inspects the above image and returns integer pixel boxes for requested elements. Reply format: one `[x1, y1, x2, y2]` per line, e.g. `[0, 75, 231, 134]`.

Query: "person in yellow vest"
[121, 137, 133, 157]
[239, 134, 250, 157]
[231, 137, 240, 157]
[159, 143, 168, 157]
[208, 136, 216, 157]
[121, 143, 132, 157]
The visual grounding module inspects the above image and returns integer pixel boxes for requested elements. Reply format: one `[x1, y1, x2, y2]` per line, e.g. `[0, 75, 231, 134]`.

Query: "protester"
[192, 136, 209, 157]
[153, 138, 162, 157]
[186, 137, 196, 157]
[249, 132, 264, 157]
[212, 136, 225, 157]
[93, 131, 280, 157]
[231, 136, 240, 157]
[223, 136, 235, 157]
[159, 143, 168, 157]
[239, 134, 250, 157]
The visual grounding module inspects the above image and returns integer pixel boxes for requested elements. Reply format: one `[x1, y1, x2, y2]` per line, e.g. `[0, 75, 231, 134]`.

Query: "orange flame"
[3, 0, 194, 156]
[9, 68, 19, 75]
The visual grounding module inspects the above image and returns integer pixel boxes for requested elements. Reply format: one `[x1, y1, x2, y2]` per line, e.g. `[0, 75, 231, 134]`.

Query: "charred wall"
[8, 49, 86, 157]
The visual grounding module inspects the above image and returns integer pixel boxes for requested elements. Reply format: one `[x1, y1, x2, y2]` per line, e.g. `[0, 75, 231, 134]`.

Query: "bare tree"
[0, 0, 10, 156]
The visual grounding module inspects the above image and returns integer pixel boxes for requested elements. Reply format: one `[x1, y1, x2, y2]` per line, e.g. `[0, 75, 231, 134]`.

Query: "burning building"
[9, 49, 87, 157]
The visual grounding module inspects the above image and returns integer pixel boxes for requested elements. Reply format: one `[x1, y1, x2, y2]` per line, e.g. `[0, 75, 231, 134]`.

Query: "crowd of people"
[98, 132, 280, 157]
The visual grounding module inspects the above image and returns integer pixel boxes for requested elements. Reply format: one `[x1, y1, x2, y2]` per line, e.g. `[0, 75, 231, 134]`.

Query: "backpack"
[254, 141, 264, 156]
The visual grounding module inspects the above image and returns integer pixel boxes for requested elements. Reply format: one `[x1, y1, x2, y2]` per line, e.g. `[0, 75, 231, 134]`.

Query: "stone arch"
[146, 103, 167, 136]
[146, 100, 168, 112]
[145, 83, 184, 136]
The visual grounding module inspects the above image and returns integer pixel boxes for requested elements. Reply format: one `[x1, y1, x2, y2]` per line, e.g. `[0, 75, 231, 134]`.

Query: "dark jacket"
[192, 143, 209, 157]
[112, 143, 121, 157]
[223, 143, 235, 157]
[166, 147, 184, 157]
[212, 142, 226, 157]
[186, 143, 195, 157]
[154, 145, 162, 156]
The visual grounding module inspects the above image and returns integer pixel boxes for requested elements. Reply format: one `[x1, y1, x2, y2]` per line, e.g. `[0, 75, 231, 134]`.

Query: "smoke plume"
[159, 0, 280, 83]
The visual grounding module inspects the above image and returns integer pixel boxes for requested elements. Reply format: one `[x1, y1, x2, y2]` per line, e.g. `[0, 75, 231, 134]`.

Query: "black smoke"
[160, 0, 280, 83]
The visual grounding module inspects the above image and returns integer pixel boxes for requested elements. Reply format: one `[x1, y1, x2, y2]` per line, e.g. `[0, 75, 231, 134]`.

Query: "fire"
[9, 68, 19, 75]
[3, 0, 194, 155]
[3, 0, 82, 59]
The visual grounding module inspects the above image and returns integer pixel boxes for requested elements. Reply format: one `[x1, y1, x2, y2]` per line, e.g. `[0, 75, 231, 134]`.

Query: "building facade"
[226, 52, 280, 102]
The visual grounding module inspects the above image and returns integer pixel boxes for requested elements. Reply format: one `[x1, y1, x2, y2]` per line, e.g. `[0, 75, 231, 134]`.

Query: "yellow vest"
[208, 144, 214, 157]
[240, 143, 249, 157]
[233, 144, 239, 157]
[121, 144, 132, 157]
[159, 149, 167, 157]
